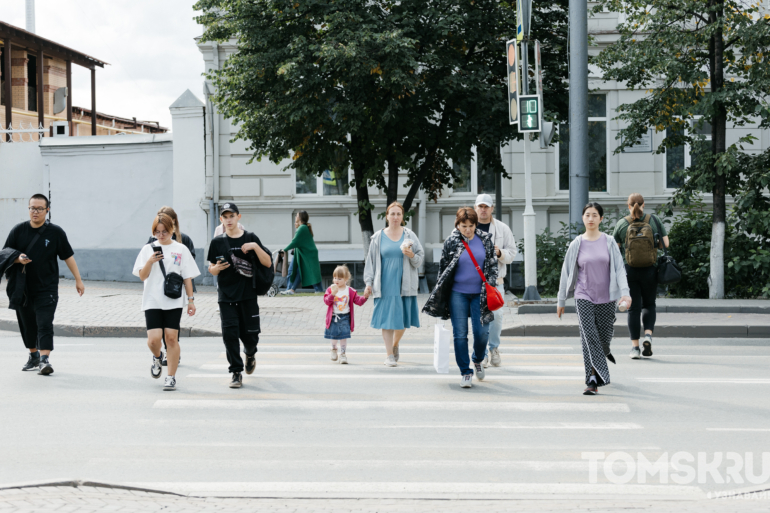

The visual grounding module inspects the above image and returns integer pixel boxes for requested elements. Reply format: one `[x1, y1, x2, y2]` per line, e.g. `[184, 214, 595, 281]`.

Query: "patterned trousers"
[575, 299, 617, 387]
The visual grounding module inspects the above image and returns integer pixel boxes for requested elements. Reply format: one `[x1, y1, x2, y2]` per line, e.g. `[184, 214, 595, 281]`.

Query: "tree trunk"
[708, 0, 726, 299]
[351, 136, 375, 260]
[386, 150, 398, 207]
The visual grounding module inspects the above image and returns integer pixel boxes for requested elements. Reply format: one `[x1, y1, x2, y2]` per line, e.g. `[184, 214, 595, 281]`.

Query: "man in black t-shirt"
[3, 194, 85, 375]
[207, 203, 272, 388]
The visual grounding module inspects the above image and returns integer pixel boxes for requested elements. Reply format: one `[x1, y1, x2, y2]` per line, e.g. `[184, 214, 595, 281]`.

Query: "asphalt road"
[1, 329, 769, 503]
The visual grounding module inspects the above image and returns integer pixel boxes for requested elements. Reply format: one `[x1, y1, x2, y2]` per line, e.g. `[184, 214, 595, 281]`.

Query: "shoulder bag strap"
[624, 215, 634, 224]
[643, 213, 652, 225]
[23, 221, 48, 256]
[157, 252, 167, 279]
[650, 215, 667, 253]
[460, 239, 488, 284]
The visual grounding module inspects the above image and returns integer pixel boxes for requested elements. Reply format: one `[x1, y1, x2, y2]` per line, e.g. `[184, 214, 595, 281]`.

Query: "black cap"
[220, 202, 239, 215]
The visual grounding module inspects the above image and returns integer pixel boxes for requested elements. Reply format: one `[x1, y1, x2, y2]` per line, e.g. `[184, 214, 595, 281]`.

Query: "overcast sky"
[0, 0, 205, 130]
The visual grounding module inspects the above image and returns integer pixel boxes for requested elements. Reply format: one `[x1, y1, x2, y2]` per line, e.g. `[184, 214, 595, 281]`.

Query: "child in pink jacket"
[324, 265, 368, 364]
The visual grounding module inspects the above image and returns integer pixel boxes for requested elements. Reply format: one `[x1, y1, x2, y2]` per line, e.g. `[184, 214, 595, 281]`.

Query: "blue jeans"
[482, 309, 503, 358]
[287, 260, 324, 292]
[449, 291, 489, 376]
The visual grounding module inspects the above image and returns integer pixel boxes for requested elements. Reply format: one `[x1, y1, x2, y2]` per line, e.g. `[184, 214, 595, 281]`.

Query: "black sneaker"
[22, 353, 40, 372]
[245, 354, 256, 375]
[642, 336, 653, 357]
[607, 353, 616, 364]
[583, 383, 598, 395]
[229, 372, 243, 389]
[38, 359, 54, 376]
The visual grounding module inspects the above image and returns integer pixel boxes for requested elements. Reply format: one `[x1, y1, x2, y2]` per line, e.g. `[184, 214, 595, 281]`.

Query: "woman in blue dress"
[363, 202, 424, 367]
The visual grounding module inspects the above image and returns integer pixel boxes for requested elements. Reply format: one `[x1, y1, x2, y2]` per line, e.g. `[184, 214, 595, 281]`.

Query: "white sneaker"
[280, 289, 295, 295]
[163, 376, 176, 391]
[460, 374, 472, 388]
[490, 348, 502, 367]
[330, 349, 338, 361]
[474, 362, 485, 381]
[482, 354, 489, 368]
[384, 355, 397, 367]
[151, 355, 162, 379]
[339, 353, 348, 364]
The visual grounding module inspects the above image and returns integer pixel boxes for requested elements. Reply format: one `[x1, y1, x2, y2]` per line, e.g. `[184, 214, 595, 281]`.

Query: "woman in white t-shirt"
[133, 213, 200, 391]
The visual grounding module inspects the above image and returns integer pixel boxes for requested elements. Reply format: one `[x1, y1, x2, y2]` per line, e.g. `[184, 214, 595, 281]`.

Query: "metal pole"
[90, 68, 96, 136]
[66, 60, 73, 136]
[4, 38, 12, 141]
[495, 170, 502, 222]
[569, 0, 589, 234]
[520, 0, 541, 301]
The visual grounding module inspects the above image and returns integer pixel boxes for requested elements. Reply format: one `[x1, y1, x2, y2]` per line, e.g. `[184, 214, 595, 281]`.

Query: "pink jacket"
[324, 286, 368, 331]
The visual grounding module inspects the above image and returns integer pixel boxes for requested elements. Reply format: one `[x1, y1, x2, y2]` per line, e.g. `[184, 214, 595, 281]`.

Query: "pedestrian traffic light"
[518, 94, 541, 133]
[506, 39, 520, 126]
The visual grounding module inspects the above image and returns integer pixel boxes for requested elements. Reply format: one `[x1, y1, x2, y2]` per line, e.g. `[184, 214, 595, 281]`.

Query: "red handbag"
[460, 239, 505, 311]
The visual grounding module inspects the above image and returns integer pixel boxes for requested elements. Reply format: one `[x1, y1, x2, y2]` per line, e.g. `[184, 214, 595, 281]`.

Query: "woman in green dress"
[363, 202, 424, 367]
[282, 211, 324, 294]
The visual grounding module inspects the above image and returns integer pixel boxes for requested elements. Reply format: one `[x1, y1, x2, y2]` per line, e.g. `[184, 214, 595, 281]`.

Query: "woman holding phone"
[133, 213, 200, 391]
[557, 203, 631, 396]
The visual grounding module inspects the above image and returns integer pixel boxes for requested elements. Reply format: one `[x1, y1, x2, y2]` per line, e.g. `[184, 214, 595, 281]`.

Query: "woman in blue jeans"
[423, 207, 498, 388]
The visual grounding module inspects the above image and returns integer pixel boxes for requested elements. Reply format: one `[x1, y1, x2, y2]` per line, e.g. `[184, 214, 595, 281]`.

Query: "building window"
[296, 168, 318, 194]
[27, 55, 37, 113]
[296, 168, 351, 196]
[453, 158, 472, 192]
[477, 155, 496, 195]
[665, 117, 711, 189]
[558, 94, 608, 193]
[322, 168, 349, 196]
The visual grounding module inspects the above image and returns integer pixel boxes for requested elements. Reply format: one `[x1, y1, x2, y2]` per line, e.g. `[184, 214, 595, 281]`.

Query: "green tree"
[195, 0, 569, 255]
[594, 0, 770, 298]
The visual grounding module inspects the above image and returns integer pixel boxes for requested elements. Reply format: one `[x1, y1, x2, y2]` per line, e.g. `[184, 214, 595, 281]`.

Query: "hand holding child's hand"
[331, 284, 339, 295]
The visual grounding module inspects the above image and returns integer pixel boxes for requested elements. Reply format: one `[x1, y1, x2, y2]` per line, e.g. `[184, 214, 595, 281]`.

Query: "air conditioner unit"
[51, 121, 69, 137]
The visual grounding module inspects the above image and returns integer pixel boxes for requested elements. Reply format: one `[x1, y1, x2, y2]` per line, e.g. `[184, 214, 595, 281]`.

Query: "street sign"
[506, 39, 521, 125]
[518, 95, 541, 133]
[516, 0, 524, 41]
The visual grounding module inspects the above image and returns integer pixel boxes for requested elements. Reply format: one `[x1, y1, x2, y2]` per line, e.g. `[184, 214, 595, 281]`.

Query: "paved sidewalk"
[0, 484, 768, 512]
[1, 280, 768, 338]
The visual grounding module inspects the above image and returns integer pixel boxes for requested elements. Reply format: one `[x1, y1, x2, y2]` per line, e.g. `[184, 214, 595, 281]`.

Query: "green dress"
[284, 224, 322, 287]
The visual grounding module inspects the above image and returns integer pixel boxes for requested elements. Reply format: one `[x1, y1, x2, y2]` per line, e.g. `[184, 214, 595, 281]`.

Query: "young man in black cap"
[2, 194, 85, 375]
[207, 203, 272, 388]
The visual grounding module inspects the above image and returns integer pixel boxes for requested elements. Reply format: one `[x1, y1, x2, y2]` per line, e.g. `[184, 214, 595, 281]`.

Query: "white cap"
[474, 194, 494, 207]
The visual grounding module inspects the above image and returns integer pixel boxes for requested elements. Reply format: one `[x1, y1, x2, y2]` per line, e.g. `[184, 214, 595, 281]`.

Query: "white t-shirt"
[332, 286, 350, 315]
[132, 241, 201, 311]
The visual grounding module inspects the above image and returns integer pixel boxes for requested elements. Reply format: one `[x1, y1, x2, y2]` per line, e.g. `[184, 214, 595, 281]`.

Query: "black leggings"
[625, 265, 657, 340]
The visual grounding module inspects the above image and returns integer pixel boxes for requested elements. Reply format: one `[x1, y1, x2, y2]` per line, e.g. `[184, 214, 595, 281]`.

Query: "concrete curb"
[517, 304, 770, 314]
[501, 324, 770, 338]
[0, 319, 222, 338]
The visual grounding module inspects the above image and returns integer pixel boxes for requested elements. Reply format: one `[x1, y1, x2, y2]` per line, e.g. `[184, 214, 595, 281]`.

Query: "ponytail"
[306, 222, 313, 237]
[627, 193, 645, 220]
[298, 210, 313, 236]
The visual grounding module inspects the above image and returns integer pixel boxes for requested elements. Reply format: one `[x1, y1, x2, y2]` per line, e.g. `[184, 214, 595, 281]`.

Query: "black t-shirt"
[477, 222, 491, 233]
[207, 231, 270, 302]
[3, 221, 74, 297]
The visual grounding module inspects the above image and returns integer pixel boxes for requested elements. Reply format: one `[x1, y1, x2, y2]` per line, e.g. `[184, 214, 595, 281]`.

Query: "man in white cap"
[473, 194, 516, 367]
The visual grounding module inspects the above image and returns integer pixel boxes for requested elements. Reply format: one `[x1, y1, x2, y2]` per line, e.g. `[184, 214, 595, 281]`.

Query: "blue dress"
[370, 232, 421, 330]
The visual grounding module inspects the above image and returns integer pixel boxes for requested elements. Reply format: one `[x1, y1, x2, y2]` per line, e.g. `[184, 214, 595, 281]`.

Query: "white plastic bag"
[434, 323, 451, 374]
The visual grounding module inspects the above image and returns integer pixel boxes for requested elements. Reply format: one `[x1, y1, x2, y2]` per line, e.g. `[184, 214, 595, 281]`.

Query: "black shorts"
[144, 308, 183, 331]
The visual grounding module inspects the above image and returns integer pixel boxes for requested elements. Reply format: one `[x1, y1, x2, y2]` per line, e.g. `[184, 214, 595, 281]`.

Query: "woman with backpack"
[557, 203, 631, 396]
[612, 193, 670, 360]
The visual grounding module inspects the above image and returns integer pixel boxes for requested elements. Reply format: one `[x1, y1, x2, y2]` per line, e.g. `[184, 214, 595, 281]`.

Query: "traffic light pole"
[520, 0, 541, 301]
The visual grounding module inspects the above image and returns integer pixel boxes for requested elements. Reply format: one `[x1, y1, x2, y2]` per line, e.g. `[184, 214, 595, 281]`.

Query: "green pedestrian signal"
[518, 95, 541, 133]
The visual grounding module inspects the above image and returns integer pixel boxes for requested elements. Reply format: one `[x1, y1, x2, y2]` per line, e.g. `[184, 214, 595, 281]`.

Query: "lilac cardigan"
[324, 287, 368, 331]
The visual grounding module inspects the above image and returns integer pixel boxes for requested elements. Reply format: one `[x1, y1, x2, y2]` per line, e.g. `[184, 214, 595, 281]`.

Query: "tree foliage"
[195, 0, 569, 253]
[593, 0, 770, 298]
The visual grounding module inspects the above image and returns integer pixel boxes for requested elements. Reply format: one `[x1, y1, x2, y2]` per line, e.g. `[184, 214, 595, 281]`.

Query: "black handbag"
[157, 253, 185, 299]
[650, 217, 682, 285]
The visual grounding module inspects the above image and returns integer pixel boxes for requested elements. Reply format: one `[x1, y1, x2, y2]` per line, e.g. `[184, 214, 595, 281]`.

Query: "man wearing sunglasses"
[2, 194, 85, 375]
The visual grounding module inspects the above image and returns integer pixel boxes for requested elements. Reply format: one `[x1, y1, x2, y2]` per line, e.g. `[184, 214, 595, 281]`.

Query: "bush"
[661, 198, 770, 298]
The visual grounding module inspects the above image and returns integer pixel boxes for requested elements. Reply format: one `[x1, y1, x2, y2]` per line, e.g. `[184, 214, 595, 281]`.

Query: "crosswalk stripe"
[706, 428, 770, 432]
[199, 364, 584, 371]
[638, 378, 770, 383]
[377, 423, 642, 430]
[186, 373, 584, 380]
[122, 481, 701, 497]
[153, 400, 630, 412]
